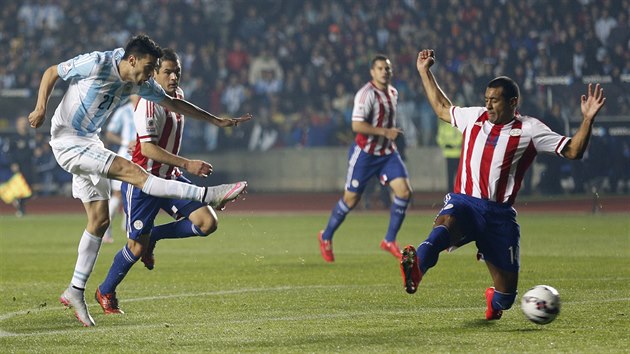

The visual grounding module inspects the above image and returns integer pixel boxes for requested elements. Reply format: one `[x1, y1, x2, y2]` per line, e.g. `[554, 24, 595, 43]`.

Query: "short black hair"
[157, 48, 180, 70]
[488, 76, 520, 102]
[371, 54, 390, 68]
[122, 34, 163, 60]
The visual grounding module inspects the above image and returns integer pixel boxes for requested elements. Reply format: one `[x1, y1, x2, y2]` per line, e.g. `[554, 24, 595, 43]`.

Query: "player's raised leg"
[108, 156, 247, 207]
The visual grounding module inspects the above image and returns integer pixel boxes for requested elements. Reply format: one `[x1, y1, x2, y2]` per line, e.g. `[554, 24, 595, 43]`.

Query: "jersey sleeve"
[351, 88, 373, 123]
[138, 78, 167, 103]
[530, 118, 570, 157]
[134, 98, 159, 144]
[57, 52, 99, 81]
[451, 106, 486, 132]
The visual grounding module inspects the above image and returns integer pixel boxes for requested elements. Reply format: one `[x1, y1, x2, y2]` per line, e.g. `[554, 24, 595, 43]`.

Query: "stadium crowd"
[1, 0, 629, 201]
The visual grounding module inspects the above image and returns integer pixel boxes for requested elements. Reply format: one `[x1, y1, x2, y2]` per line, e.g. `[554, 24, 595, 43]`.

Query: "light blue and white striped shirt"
[51, 48, 166, 139]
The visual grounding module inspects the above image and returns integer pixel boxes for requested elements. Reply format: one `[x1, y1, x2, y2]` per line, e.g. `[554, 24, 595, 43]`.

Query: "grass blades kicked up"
[1, 212, 629, 353]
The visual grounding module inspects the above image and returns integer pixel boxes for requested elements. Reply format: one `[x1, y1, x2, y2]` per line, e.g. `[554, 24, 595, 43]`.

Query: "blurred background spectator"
[0, 0, 628, 197]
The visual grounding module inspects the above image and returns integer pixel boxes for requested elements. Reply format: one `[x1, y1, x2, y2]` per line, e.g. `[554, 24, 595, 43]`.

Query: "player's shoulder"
[87, 49, 118, 65]
[516, 113, 545, 128]
[355, 82, 376, 99]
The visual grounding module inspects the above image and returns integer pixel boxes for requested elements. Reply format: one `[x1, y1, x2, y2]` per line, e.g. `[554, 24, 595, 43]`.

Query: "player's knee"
[494, 290, 517, 310]
[196, 218, 217, 236]
[398, 188, 412, 200]
[90, 215, 110, 236]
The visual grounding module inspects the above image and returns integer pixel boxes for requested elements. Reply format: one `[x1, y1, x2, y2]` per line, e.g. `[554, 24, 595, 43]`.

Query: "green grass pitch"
[1, 211, 628, 353]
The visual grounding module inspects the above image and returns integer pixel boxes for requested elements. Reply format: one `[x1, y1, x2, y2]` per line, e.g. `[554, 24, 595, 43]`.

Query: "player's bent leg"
[382, 178, 412, 260]
[188, 206, 218, 236]
[485, 261, 518, 320]
[318, 191, 359, 262]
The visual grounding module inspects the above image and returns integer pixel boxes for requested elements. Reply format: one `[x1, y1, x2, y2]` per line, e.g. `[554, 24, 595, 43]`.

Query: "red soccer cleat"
[318, 230, 334, 262]
[380, 240, 402, 260]
[400, 245, 423, 294]
[95, 287, 124, 315]
[485, 287, 503, 320]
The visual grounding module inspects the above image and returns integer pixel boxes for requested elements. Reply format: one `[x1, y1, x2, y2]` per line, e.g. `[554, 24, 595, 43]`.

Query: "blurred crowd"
[1, 0, 629, 204]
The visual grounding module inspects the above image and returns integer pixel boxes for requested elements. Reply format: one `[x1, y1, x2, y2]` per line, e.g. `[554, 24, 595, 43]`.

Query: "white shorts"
[50, 135, 116, 202]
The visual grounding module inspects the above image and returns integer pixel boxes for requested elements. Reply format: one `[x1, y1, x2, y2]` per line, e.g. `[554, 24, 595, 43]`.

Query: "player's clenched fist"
[416, 49, 435, 72]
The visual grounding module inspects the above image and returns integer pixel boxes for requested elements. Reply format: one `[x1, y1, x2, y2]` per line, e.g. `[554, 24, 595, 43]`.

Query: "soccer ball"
[520, 285, 561, 325]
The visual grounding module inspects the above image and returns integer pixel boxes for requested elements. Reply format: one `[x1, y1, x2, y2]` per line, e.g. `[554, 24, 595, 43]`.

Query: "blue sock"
[150, 219, 204, 242]
[416, 225, 451, 274]
[492, 290, 517, 311]
[384, 196, 409, 242]
[99, 245, 139, 294]
[322, 199, 350, 241]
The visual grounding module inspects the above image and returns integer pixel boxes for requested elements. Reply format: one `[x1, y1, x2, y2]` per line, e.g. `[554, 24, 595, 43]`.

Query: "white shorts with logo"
[50, 135, 116, 203]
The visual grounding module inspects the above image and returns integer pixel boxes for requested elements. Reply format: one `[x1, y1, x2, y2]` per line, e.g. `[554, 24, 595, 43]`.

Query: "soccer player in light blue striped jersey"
[28, 34, 252, 327]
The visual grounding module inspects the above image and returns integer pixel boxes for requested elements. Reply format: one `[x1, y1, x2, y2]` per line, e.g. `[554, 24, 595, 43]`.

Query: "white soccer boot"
[60, 286, 95, 326]
[203, 181, 247, 210]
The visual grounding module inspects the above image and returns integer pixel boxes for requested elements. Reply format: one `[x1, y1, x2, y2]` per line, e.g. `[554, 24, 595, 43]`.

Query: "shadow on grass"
[460, 319, 541, 332]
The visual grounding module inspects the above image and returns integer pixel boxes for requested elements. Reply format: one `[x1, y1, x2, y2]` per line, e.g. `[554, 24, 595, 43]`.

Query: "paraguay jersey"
[450, 106, 569, 205]
[106, 101, 137, 159]
[51, 48, 166, 139]
[132, 87, 185, 179]
[351, 82, 398, 156]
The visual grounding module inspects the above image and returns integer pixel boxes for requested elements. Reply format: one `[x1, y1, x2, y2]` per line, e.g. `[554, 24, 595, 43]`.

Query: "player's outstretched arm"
[562, 83, 606, 160]
[28, 65, 60, 128]
[159, 96, 253, 127]
[140, 142, 213, 177]
[416, 49, 453, 124]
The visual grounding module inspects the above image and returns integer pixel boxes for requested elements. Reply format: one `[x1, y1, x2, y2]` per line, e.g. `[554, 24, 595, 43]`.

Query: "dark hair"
[487, 76, 520, 102]
[157, 48, 180, 70]
[122, 34, 163, 60]
[371, 54, 390, 68]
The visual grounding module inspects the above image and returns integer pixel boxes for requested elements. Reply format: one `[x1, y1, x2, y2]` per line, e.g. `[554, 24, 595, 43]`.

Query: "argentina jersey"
[51, 48, 166, 139]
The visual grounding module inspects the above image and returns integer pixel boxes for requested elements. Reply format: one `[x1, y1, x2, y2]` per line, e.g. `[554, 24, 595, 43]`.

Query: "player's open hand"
[28, 109, 46, 128]
[416, 49, 435, 72]
[384, 127, 403, 141]
[580, 83, 606, 121]
[223, 113, 253, 128]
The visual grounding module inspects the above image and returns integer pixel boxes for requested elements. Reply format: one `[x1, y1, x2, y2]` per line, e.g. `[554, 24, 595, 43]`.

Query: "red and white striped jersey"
[450, 106, 569, 205]
[132, 87, 185, 179]
[351, 82, 398, 156]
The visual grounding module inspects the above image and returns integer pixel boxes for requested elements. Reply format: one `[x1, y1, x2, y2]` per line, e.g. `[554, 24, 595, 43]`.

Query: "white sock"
[70, 230, 102, 289]
[141, 174, 204, 202]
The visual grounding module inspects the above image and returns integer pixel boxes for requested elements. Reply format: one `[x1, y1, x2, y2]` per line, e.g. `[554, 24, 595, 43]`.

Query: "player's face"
[155, 59, 181, 96]
[370, 59, 392, 89]
[484, 87, 517, 124]
[130, 55, 158, 85]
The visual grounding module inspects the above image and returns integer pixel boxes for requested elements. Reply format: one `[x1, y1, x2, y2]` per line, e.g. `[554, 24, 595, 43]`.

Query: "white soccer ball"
[520, 285, 561, 325]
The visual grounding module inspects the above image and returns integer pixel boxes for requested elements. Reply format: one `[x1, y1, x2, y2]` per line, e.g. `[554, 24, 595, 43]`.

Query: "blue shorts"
[345, 145, 408, 194]
[121, 175, 206, 241]
[437, 193, 520, 273]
